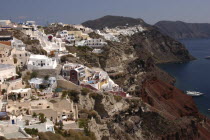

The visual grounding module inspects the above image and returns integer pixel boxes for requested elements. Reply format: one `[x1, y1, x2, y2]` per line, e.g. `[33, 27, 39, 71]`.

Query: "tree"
[1, 89, 7, 95]
[30, 71, 38, 79]
[78, 119, 90, 136]
[13, 58, 18, 64]
[81, 88, 90, 96]
[24, 128, 38, 136]
[61, 91, 68, 99]
[67, 90, 80, 103]
[44, 75, 49, 80]
[39, 113, 46, 123]
[32, 112, 37, 118]
[59, 120, 63, 130]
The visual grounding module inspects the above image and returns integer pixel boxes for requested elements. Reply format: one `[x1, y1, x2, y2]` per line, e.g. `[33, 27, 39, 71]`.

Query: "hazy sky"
[0, 0, 210, 25]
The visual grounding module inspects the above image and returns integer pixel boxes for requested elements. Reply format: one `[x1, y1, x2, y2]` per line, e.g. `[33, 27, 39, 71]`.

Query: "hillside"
[82, 15, 149, 29]
[13, 16, 210, 139]
[155, 21, 210, 39]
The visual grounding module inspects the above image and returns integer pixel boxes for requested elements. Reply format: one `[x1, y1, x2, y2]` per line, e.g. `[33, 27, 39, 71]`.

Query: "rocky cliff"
[77, 84, 210, 140]
[79, 18, 210, 139]
[155, 21, 210, 39]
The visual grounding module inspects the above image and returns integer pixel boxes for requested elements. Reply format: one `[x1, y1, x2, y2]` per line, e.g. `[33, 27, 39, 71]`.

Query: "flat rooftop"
[0, 64, 14, 69]
[30, 54, 49, 59]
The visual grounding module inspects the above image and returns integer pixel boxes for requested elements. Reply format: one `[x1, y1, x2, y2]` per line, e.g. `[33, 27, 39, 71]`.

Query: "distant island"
[155, 21, 210, 39]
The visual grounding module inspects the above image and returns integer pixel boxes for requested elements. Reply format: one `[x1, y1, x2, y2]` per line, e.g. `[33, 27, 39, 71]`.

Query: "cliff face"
[155, 21, 210, 39]
[78, 84, 210, 140]
[130, 28, 195, 63]
[140, 79, 199, 119]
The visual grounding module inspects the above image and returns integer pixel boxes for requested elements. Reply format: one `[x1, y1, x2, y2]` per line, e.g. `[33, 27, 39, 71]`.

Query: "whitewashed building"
[0, 64, 17, 84]
[57, 30, 68, 39]
[9, 88, 32, 99]
[84, 39, 107, 48]
[27, 54, 57, 70]
[12, 38, 26, 51]
[0, 20, 12, 27]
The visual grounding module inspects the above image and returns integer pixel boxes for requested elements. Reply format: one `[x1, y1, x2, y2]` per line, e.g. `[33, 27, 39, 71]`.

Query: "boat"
[205, 56, 210, 59]
[186, 91, 204, 96]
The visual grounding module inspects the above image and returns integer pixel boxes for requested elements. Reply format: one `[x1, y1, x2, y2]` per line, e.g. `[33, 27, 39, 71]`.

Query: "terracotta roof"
[0, 41, 11, 46]
[0, 43, 11, 48]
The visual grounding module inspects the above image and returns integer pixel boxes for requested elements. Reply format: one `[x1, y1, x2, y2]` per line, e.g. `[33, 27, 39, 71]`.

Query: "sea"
[159, 39, 210, 118]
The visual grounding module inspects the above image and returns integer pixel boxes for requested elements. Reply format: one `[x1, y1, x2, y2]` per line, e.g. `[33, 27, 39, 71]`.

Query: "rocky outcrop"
[130, 28, 195, 63]
[155, 21, 210, 39]
[78, 89, 210, 140]
[140, 79, 199, 119]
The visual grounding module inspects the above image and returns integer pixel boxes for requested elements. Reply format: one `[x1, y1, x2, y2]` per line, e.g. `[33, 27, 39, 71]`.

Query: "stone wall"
[33, 65, 62, 78]
[57, 78, 82, 91]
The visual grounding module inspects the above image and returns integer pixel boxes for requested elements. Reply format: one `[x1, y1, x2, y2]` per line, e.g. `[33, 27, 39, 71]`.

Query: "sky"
[0, 0, 210, 25]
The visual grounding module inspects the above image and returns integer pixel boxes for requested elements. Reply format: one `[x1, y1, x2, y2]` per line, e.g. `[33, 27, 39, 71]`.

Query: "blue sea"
[159, 39, 210, 118]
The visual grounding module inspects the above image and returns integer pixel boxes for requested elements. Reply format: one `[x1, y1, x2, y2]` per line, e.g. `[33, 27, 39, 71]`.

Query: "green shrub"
[68, 90, 80, 103]
[61, 91, 68, 99]
[78, 119, 90, 136]
[79, 109, 98, 119]
[30, 71, 38, 79]
[1, 89, 7, 95]
[114, 95, 122, 102]
[49, 100, 57, 103]
[60, 54, 74, 63]
[89, 92, 102, 100]
[88, 110, 97, 119]
[24, 128, 38, 136]
[13, 58, 17, 64]
[39, 113, 46, 123]
[81, 88, 90, 96]
[44, 75, 49, 80]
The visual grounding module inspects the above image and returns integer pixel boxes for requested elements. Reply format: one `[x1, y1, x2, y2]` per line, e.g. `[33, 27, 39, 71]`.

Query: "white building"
[57, 30, 68, 39]
[62, 63, 86, 85]
[28, 77, 57, 93]
[11, 48, 30, 67]
[25, 119, 55, 133]
[0, 64, 17, 84]
[9, 88, 32, 99]
[27, 54, 57, 70]
[26, 21, 36, 26]
[84, 38, 107, 48]
[65, 34, 75, 43]
[12, 38, 26, 51]
[0, 20, 11, 27]
[35, 31, 66, 53]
